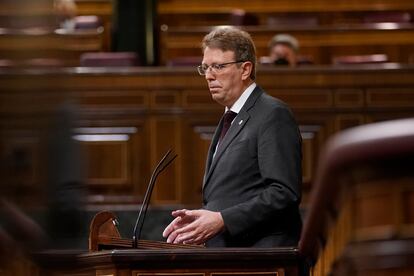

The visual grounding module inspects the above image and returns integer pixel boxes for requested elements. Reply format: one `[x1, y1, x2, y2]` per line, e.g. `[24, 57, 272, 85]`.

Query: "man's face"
[270, 44, 297, 67]
[202, 47, 245, 108]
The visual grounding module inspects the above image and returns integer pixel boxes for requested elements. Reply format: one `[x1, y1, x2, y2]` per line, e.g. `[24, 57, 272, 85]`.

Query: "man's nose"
[204, 68, 215, 80]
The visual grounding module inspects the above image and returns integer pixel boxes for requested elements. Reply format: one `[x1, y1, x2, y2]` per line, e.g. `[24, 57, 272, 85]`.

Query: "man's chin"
[211, 93, 220, 100]
[211, 94, 225, 105]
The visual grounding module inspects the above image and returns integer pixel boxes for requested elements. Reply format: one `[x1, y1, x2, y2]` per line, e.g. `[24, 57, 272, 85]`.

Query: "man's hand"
[162, 209, 224, 245]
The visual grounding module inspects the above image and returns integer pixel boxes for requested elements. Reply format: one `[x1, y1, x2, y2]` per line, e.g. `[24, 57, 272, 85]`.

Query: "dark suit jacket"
[203, 85, 302, 247]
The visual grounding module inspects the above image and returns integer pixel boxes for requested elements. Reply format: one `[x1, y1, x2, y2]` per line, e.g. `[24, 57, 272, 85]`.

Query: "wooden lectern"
[89, 210, 201, 250]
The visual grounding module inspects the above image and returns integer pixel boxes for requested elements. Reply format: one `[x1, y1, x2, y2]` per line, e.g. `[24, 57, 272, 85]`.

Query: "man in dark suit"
[163, 26, 302, 247]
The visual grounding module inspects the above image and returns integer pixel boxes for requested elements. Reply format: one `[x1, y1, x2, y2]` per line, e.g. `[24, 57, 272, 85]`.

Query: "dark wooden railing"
[299, 118, 414, 275]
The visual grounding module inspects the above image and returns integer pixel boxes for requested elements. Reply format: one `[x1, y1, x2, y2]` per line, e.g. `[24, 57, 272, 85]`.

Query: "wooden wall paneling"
[297, 117, 334, 205]
[2, 130, 40, 186]
[365, 112, 414, 126]
[364, 87, 414, 125]
[182, 89, 222, 111]
[334, 89, 364, 108]
[74, 86, 152, 205]
[334, 114, 366, 131]
[402, 184, 414, 237]
[298, 125, 321, 189]
[333, 89, 366, 130]
[149, 89, 183, 203]
[0, 129, 43, 206]
[150, 116, 182, 204]
[181, 115, 220, 206]
[268, 89, 334, 110]
[366, 88, 414, 108]
[77, 89, 150, 108]
[73, 124, 147, 205]
[181, 87, 222, 205]
[150, 90, 182, 109]
[75, 127, 133, 186]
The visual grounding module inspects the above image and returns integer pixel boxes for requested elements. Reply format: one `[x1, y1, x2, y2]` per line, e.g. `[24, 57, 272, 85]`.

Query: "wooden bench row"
[157, 0, 414, 25]
[158, 0, 414, 14]
[160, 23, 414, 65]
[0, 0, 113, 55]
[0, 28, 104, 66]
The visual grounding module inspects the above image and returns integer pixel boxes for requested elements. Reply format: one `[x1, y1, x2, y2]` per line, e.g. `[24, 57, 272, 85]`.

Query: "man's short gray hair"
[202, 26, 257, 80]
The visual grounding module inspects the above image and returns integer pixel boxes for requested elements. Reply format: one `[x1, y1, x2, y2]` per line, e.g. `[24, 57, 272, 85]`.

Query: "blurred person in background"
[54, 0, 78, 30]
[267, 33, 300, 67]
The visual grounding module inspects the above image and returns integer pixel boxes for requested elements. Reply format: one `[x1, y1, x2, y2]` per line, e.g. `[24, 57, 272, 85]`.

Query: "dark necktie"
[218, 110, 237, 144]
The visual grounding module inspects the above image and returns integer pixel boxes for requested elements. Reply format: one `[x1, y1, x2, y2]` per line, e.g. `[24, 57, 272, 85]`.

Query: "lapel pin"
[238, 120, 243, 125]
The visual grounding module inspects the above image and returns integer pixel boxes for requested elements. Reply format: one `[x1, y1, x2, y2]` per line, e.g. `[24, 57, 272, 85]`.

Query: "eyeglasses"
[197, 60, 245, 75]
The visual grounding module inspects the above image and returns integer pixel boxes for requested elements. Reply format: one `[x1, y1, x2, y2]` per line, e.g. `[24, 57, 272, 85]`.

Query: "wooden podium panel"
[35, 247, 304, 276]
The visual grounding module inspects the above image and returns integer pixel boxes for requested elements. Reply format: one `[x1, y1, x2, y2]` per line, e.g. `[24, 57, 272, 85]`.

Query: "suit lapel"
[204, 111, 249, 183]
[203, 86, 263, 188]
[205, 115, 224, 175]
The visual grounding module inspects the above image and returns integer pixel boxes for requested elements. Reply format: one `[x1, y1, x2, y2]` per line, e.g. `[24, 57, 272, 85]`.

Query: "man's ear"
[241, 61, 253, 81]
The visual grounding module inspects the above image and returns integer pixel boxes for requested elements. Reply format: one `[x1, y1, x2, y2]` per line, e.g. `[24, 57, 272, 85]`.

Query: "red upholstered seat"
[166, 56, 201, 67]
[267, 15, 318, 27]
[0, 59, 15, 67]
[363, 11, 412, 23]
[74, 15, 102, 29]
[332, 54, 388, 65]
[80, 52, 139, 67]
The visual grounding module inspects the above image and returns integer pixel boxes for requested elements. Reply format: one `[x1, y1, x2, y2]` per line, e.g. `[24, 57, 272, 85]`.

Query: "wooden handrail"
[299, 118, 414, 265]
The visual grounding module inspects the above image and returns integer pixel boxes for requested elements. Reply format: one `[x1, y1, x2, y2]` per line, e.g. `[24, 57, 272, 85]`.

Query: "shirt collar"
[225, 82, 256, 113]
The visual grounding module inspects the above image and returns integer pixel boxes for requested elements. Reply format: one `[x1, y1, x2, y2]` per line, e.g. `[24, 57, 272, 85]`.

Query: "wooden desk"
[158, 0, 414, 14]
[0, 28, 104, 66]
[35, 248, 304, 276]
[0, 1, 112, 51]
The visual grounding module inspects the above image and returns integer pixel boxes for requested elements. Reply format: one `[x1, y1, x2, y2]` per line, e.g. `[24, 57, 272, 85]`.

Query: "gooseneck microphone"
[132, 149, 177, 248]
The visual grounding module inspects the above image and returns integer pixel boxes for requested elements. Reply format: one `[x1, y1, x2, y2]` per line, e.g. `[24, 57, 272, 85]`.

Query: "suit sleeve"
[220, 105, 302, 236]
